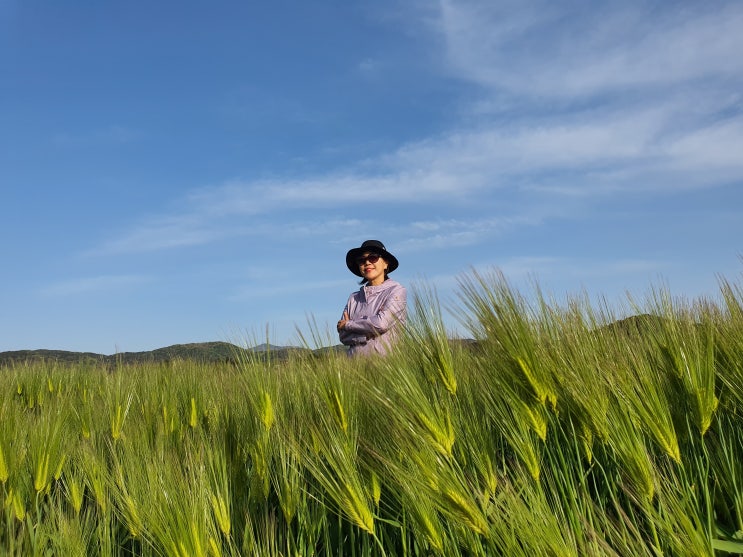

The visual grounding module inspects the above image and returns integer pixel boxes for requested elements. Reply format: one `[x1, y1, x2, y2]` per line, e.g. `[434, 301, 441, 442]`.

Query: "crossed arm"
[337, 290, 407, 346]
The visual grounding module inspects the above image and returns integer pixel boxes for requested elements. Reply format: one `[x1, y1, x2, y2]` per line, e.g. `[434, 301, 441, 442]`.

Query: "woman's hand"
[337, 311, 349, 332]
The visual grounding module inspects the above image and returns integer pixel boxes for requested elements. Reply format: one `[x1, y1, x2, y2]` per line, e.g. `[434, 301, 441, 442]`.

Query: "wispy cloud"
[435, 0, 743, 98]
[664, 117, 743, 175]
[86, 214, 239, 256]
[89, 214, 364, 256]
[357, 57, 381, 77]
[228, 278, 349, 302]
[90, 100, 740, 255]
[397, 215, 543, 252]
[438, 256, 669, 292]
[40, 274, 150, 297]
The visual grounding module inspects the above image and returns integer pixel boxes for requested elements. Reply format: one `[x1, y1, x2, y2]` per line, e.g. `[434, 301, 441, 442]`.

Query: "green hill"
[0, 341, 319, 367]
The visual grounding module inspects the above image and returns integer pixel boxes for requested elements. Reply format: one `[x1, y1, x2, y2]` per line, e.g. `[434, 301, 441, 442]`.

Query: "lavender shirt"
[339, 279, 407, 356]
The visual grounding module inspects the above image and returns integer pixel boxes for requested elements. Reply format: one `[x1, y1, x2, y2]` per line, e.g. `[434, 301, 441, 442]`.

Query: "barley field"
[1, 270, 742, 556]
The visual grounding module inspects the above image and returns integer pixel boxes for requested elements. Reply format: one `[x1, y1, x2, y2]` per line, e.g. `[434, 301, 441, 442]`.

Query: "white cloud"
[435, 0, 743, 98]
[398, 215, 542, 252]
[89, 213, 365, 256]
[665, 117, 743, 173]
[188, 169, 473, 218]
[357, 57, 380, 76]
[88, 214, 237, 255]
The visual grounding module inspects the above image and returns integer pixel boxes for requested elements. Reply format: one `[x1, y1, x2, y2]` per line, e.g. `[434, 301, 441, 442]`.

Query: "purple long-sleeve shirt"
[339, 279, 407, 356]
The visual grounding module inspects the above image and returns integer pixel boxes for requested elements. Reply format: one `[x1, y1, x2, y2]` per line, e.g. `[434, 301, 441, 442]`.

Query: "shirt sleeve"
[343, 284, 407, 338]
[338, 297, 369, 346]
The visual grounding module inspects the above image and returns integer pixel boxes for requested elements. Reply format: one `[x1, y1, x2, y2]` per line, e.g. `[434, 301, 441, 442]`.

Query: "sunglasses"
[355, 253, 382, 266]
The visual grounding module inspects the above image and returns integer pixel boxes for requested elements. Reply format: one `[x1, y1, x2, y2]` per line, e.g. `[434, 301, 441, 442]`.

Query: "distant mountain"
[0, 341, 329, 367]
[250, 343, 297, 353]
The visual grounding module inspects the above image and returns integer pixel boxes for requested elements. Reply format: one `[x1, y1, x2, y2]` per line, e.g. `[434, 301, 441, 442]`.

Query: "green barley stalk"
[450, 378, 500, 513]
[109, 441, 147, 540]
[646, 288, 720, 436]
[107, 371, 136, 442]
[640, 458, 716, 556]
[459, 349, 543, 480]
[601, 319, 681, 464]
[365, 352, 456, 460]
[60, 459, 86, 516]
[540, 295, 612, 447]
[205, 440, 233, 540]
[401, 283, 458, 395]
[706, 414, 743, 541]
[28, 400, 69, 494]
[0, 396, 13, 485]
[604, 397, 657, 505]
[45, 500, 97, 557]
[79, 443, 111, 517]
[456, 269, 557, 407]
[136, 445, 226, 557]
[716, 276, 743, 414]
[297, 393, 376, 536]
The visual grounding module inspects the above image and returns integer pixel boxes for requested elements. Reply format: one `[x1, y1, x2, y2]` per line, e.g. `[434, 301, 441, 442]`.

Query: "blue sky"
[2, 0, 742, 353]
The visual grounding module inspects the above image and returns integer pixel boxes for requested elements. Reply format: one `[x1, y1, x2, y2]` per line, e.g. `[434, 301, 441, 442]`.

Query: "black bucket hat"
[345, 240, 399, 277]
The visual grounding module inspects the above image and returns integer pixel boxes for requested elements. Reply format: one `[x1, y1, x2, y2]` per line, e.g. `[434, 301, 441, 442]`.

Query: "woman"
[337, 240, 407, 356]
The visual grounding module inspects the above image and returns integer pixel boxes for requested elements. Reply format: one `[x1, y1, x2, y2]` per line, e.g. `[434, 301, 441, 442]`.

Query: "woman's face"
[356, 252, 388, 286]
